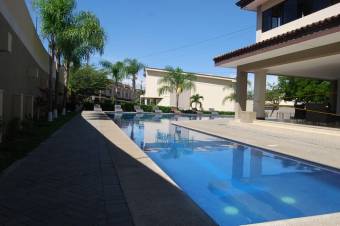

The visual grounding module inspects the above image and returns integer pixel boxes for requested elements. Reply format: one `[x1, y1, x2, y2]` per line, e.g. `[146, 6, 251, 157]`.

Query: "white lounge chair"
[115, 104, 123, 112]
[134, 105, 144, 113]
[209, 108, 219, 116]
[154, 106, 163, 114]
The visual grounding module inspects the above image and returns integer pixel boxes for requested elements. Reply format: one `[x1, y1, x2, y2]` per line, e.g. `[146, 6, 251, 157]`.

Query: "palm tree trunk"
[62, 62, 71, 116]
[54, 52, 61, 119]
[48, 43, 55, 122]
[176, 93, 179, 109]
[132, 74, 136, 96]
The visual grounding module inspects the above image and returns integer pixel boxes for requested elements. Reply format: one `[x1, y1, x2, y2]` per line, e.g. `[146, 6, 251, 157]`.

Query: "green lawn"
[0, 112, 78, 173]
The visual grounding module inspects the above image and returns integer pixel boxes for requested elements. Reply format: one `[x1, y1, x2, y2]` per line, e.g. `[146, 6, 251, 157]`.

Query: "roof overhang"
[214, 14, 340, 67]
[236, 0, 269, 11]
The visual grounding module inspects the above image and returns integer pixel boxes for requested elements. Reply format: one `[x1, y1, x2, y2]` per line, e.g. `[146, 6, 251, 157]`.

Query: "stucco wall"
[0, 1, 63, 124]
[144, 69, 236, 111]
[0, 0, 49, 73]
[256, 1, 340, 41]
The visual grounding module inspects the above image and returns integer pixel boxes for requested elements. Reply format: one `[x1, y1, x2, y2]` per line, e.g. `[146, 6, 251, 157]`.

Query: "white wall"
[193, 78, 234, 111]
[144, 69, 236, 111]
[257, 2, 340, 42]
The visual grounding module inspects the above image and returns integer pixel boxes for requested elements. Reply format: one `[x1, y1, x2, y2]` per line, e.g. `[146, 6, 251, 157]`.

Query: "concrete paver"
[0, 114, 133, 226]
[172, 119, 340, 170]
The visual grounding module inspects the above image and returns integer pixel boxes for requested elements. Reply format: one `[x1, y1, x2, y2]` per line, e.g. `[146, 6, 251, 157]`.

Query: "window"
[262, 0, 338, 32]
[262, 3, 284, 32]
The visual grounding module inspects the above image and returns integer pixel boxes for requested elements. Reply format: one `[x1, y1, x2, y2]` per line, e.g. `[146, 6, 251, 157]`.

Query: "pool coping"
[171, 119, 340, 226]
[104, 111, 234, 118]
[82, 111, 217, 226]
[172, 120, 340, 172]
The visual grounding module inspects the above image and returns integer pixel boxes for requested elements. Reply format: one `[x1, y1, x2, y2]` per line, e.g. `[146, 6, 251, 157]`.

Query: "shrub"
[5, 118, 21, 140]
[120, 102, 135, 112]
[83, 101, 94, 111]
[158, 106, 172, 113]
[140, 105, 153, 112]
[21, 118, 34, 135]
[218, 111, 235, 116]
[181, 110, 196, 114]
[101, 100, 115, 111]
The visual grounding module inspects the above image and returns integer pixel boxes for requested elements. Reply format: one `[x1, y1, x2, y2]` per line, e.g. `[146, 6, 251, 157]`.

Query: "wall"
[144, 69, 236, 111]
[256, 1, 340, 41]
[144, 70, 171, 106]
[0, 0, 63, 124]
[0, 0, 49, 72]
[193, 77, 235, 111]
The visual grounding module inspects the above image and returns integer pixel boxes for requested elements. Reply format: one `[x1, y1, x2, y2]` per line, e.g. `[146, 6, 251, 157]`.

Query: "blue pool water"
[111, 113, 340, 226]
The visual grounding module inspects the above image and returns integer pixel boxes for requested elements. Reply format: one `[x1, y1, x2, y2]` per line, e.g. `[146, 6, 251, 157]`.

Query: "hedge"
[100, 100, 115, 111]
[83, 101, 94, 111]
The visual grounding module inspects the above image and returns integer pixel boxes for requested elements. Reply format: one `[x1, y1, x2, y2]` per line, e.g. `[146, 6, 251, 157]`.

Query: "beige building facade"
[142, 68, 236, 111]
[0, 0, 63, 126]
[215, 0, 340, 119]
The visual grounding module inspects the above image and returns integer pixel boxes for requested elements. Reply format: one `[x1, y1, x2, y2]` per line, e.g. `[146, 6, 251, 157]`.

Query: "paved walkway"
[0, 115, 133, 226]
[173, 119, 340, 169]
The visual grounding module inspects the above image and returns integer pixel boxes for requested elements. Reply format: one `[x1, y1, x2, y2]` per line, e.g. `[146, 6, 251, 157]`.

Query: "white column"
[235, 69, 248, 119]
[337, 80, 340, 116]
[253, 71, 267, 119]
[20, 93, 24, 121]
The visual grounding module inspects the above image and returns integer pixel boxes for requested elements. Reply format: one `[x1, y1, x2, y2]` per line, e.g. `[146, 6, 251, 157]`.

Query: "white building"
[215, 0, 340, 119]
[142, 67, 236, 111]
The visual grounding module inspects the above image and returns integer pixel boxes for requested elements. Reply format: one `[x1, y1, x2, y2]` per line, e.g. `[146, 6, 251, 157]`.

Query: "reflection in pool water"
[111, 113, 340, 226]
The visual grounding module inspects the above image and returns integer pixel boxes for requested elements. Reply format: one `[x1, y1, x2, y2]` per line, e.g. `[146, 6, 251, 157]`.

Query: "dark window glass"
[313, 0, 331, 10]
[283, 0, 298, 24]
[297, 0, 314, 17]
[271, 3, 284, 28]
[262, 9, 272, 32]
[262, 0, 339, 32]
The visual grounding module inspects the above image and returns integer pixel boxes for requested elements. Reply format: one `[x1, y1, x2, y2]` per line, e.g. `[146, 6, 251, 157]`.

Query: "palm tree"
[158, 66, 196, 109]
[124, 58, 145, 95]
[75, 12, 106, 64]
[100, 60, 126, 98]
[190, 94, 204, 111]
[33, 0, 76, 121]
[222, 81, 252, 104]
[53, 8, 106, 115]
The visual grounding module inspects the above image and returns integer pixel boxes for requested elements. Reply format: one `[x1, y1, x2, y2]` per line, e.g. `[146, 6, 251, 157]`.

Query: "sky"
[25, 0, 276, 87]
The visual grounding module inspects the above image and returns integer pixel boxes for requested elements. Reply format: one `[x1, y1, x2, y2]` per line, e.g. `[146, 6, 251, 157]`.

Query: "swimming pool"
[110, 113, 340, 226]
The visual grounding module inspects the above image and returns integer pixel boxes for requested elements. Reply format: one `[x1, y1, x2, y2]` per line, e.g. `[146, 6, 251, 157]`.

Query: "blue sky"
[25, 0, 276, 86]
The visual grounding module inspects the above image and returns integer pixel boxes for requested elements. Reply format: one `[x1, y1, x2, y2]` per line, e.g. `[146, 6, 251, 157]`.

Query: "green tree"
[222, 81, 252, 104]
[100, 61, 126, 85]
[190, 94, 204, 110]
[266, 83, 283, 116]
[124, 58, 145, 95]
[34, 0, 106, 119]
[69, 66, 110, 98]
[75, 12, 106, 64]
[158, 66, 196, 109]
[278, 76, 331, 105]
[33, 0, 76, 121]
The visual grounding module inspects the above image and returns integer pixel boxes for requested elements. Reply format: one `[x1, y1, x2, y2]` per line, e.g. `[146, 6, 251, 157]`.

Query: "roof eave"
[236, 0, 255, 8]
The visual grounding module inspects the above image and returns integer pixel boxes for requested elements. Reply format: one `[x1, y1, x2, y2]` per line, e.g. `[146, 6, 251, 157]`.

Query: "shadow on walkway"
[0, 113, 216, 226]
